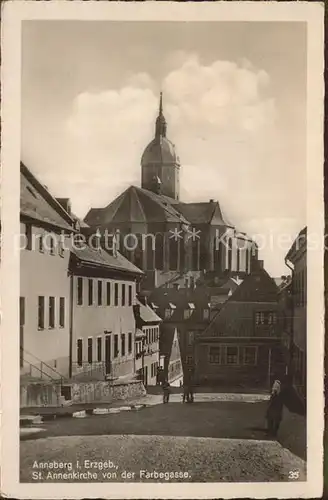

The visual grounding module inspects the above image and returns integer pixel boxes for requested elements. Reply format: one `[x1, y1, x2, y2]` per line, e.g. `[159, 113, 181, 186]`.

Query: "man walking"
[162, 380, 170, 404]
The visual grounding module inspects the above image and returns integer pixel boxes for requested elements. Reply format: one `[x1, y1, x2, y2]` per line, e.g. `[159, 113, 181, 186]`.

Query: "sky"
[21, 21, 307, 277]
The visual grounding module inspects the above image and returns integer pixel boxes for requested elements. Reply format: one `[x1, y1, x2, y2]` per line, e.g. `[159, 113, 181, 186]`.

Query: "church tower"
[141, 93, 180, 200]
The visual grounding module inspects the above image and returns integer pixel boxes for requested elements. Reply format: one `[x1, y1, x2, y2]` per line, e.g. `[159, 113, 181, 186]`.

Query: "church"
[84, 94, 259, 289]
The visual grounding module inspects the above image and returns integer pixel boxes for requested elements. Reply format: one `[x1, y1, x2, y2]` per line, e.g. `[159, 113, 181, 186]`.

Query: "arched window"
[169, 233, 179, 270]
[227, 238, 233, 271]
[213, 238, 222, 271]
[134, 234, 143, 270]
[236, 245, 240, 272]
[146, 235, 154, 270]
[155, 233, 164, 270]
[191, 239, 199, 271]
[245, 248, 250, 274]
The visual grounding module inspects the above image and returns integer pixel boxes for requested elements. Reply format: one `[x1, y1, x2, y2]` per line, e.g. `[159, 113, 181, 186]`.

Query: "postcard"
[0, 1, 324, 498]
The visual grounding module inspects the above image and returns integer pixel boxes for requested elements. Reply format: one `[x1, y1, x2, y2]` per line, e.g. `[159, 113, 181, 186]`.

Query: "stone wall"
[20, 379, 146, 407]
[71, 380, 146, 404]
[20, 382, 61, 408]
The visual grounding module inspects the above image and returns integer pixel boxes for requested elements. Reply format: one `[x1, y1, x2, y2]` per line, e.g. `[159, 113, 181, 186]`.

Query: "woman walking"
[266, 377, 286, 437]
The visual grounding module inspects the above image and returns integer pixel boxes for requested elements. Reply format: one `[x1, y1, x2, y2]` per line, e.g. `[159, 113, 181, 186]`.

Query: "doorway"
[105, 335, 111, 375]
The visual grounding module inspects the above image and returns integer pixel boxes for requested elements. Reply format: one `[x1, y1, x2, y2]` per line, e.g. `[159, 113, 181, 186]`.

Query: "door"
[105, 335, 111, 375]
[19, 297, 25, 368]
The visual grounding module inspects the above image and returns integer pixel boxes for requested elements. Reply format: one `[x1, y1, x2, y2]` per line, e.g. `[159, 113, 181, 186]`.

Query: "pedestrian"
[162, 380, 170, 404]
[186, 368, 194, 403]
[266, 378, 285, 437]
[182, 379, 189, 403]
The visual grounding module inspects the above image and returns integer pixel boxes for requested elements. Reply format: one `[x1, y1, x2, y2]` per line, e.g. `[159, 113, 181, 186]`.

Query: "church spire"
[155, 92, 167, 139]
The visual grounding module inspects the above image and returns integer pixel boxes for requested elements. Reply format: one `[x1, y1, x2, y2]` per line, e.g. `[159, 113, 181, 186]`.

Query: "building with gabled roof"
[69, 235, 144, 382]
[149, 282, 232, 374]
[84, 93, 258, 289]
[159, 324, 183, 386]
[133, 297, 162, 386]
[194, 261, 283, 390]
[20, 162, 76, 382]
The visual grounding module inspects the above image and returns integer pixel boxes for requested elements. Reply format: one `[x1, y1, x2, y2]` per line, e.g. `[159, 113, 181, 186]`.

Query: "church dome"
[141, 136, 179, 166]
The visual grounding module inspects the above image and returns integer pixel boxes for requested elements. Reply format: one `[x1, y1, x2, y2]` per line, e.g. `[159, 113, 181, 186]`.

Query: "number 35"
[289, 470, 300, 480]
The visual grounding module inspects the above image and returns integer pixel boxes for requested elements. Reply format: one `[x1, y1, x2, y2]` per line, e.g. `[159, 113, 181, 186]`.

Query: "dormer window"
[74, 233, 85, 249]
[203, 308, 210, 320]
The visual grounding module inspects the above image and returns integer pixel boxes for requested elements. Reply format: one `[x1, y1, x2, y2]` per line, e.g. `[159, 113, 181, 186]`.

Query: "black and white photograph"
[0, 1, 324, 498]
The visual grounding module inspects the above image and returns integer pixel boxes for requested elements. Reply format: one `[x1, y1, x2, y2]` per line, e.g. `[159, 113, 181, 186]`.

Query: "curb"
[20, 403, 150, 426]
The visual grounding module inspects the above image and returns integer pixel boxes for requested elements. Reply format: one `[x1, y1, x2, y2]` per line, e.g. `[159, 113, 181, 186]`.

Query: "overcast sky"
[21, 21, 307, 276]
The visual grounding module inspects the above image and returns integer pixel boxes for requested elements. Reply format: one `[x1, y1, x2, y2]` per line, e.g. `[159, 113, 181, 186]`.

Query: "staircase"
[20, 349, 72, 407]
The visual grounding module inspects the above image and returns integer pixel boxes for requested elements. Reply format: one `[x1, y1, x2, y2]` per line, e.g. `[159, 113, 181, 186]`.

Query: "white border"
[1, 1, 324, 498]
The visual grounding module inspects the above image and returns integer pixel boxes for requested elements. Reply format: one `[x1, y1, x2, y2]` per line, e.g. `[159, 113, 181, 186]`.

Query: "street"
[20, 398, 306, 482]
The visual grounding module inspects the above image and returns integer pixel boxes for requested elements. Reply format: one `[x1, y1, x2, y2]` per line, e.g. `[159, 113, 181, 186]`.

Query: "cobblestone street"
[20, 398, 306, 482]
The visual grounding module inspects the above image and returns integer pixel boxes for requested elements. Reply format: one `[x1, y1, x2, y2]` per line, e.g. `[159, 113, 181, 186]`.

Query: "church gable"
[230, 267, 278, 303]
[201, 268, 279, 339]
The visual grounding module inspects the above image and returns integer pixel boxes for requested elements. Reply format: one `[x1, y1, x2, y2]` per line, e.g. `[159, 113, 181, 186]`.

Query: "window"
[186, 355, 193, 365]
[98, 281, 103, 306]
[128, 332, 132, 353]
[255, 311, 277, 326]
[59, 297, 65, 328]
[122, 284, 126, 306]
[243, 346, 257, 366]
[49, 297, 55, 328]
[184, 309, 192, 320]
[236, 247, 240, 271]
[128, 285, 133, 306]
[25, 224, 32, 251]
[203, 309, 210, 320]
[114, 335, 119, 357]
[165, 309, 172, 319]
[88, 279, 93, 306]
[187, 331, 194, 346]
[114, 283, 119, 306]
[121, 334, 126, 356]
[77, 339, 83, 366]
[38, 235, 44, 253]
[88, 338, 93, 364]
[38, 296, 45, 329]
[226, 346, 239, 365]
[50, 235, 55, 255]
[58, 238, 64, 257]
[97, 337, 102, 362]
[106, 282, 111, 306]
[77, 277, 83, 305]
[209, 347, 221, 364]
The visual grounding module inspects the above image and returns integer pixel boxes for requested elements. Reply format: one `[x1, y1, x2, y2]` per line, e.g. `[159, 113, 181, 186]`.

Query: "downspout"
[68, 272, 74, 379]
[284, 258, 295, 382]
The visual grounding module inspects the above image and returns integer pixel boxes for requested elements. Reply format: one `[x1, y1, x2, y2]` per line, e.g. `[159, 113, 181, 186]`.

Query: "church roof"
[141, 136, 179, 166]
[84, 185, 189, 226]
[141, 92, 179, 167]
[176, 201, 231, 226]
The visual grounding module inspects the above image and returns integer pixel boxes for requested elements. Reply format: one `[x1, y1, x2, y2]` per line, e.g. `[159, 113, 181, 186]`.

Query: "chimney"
[138, 293, 148, 306]
[209, 199, 215, 203]
[56, 197, 72, 215]
[133, 304, 141, 318]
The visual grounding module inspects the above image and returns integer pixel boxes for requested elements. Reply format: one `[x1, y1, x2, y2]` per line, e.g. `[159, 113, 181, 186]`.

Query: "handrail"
[22, 359, 62, 384]
[22, 348, 65, 380]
